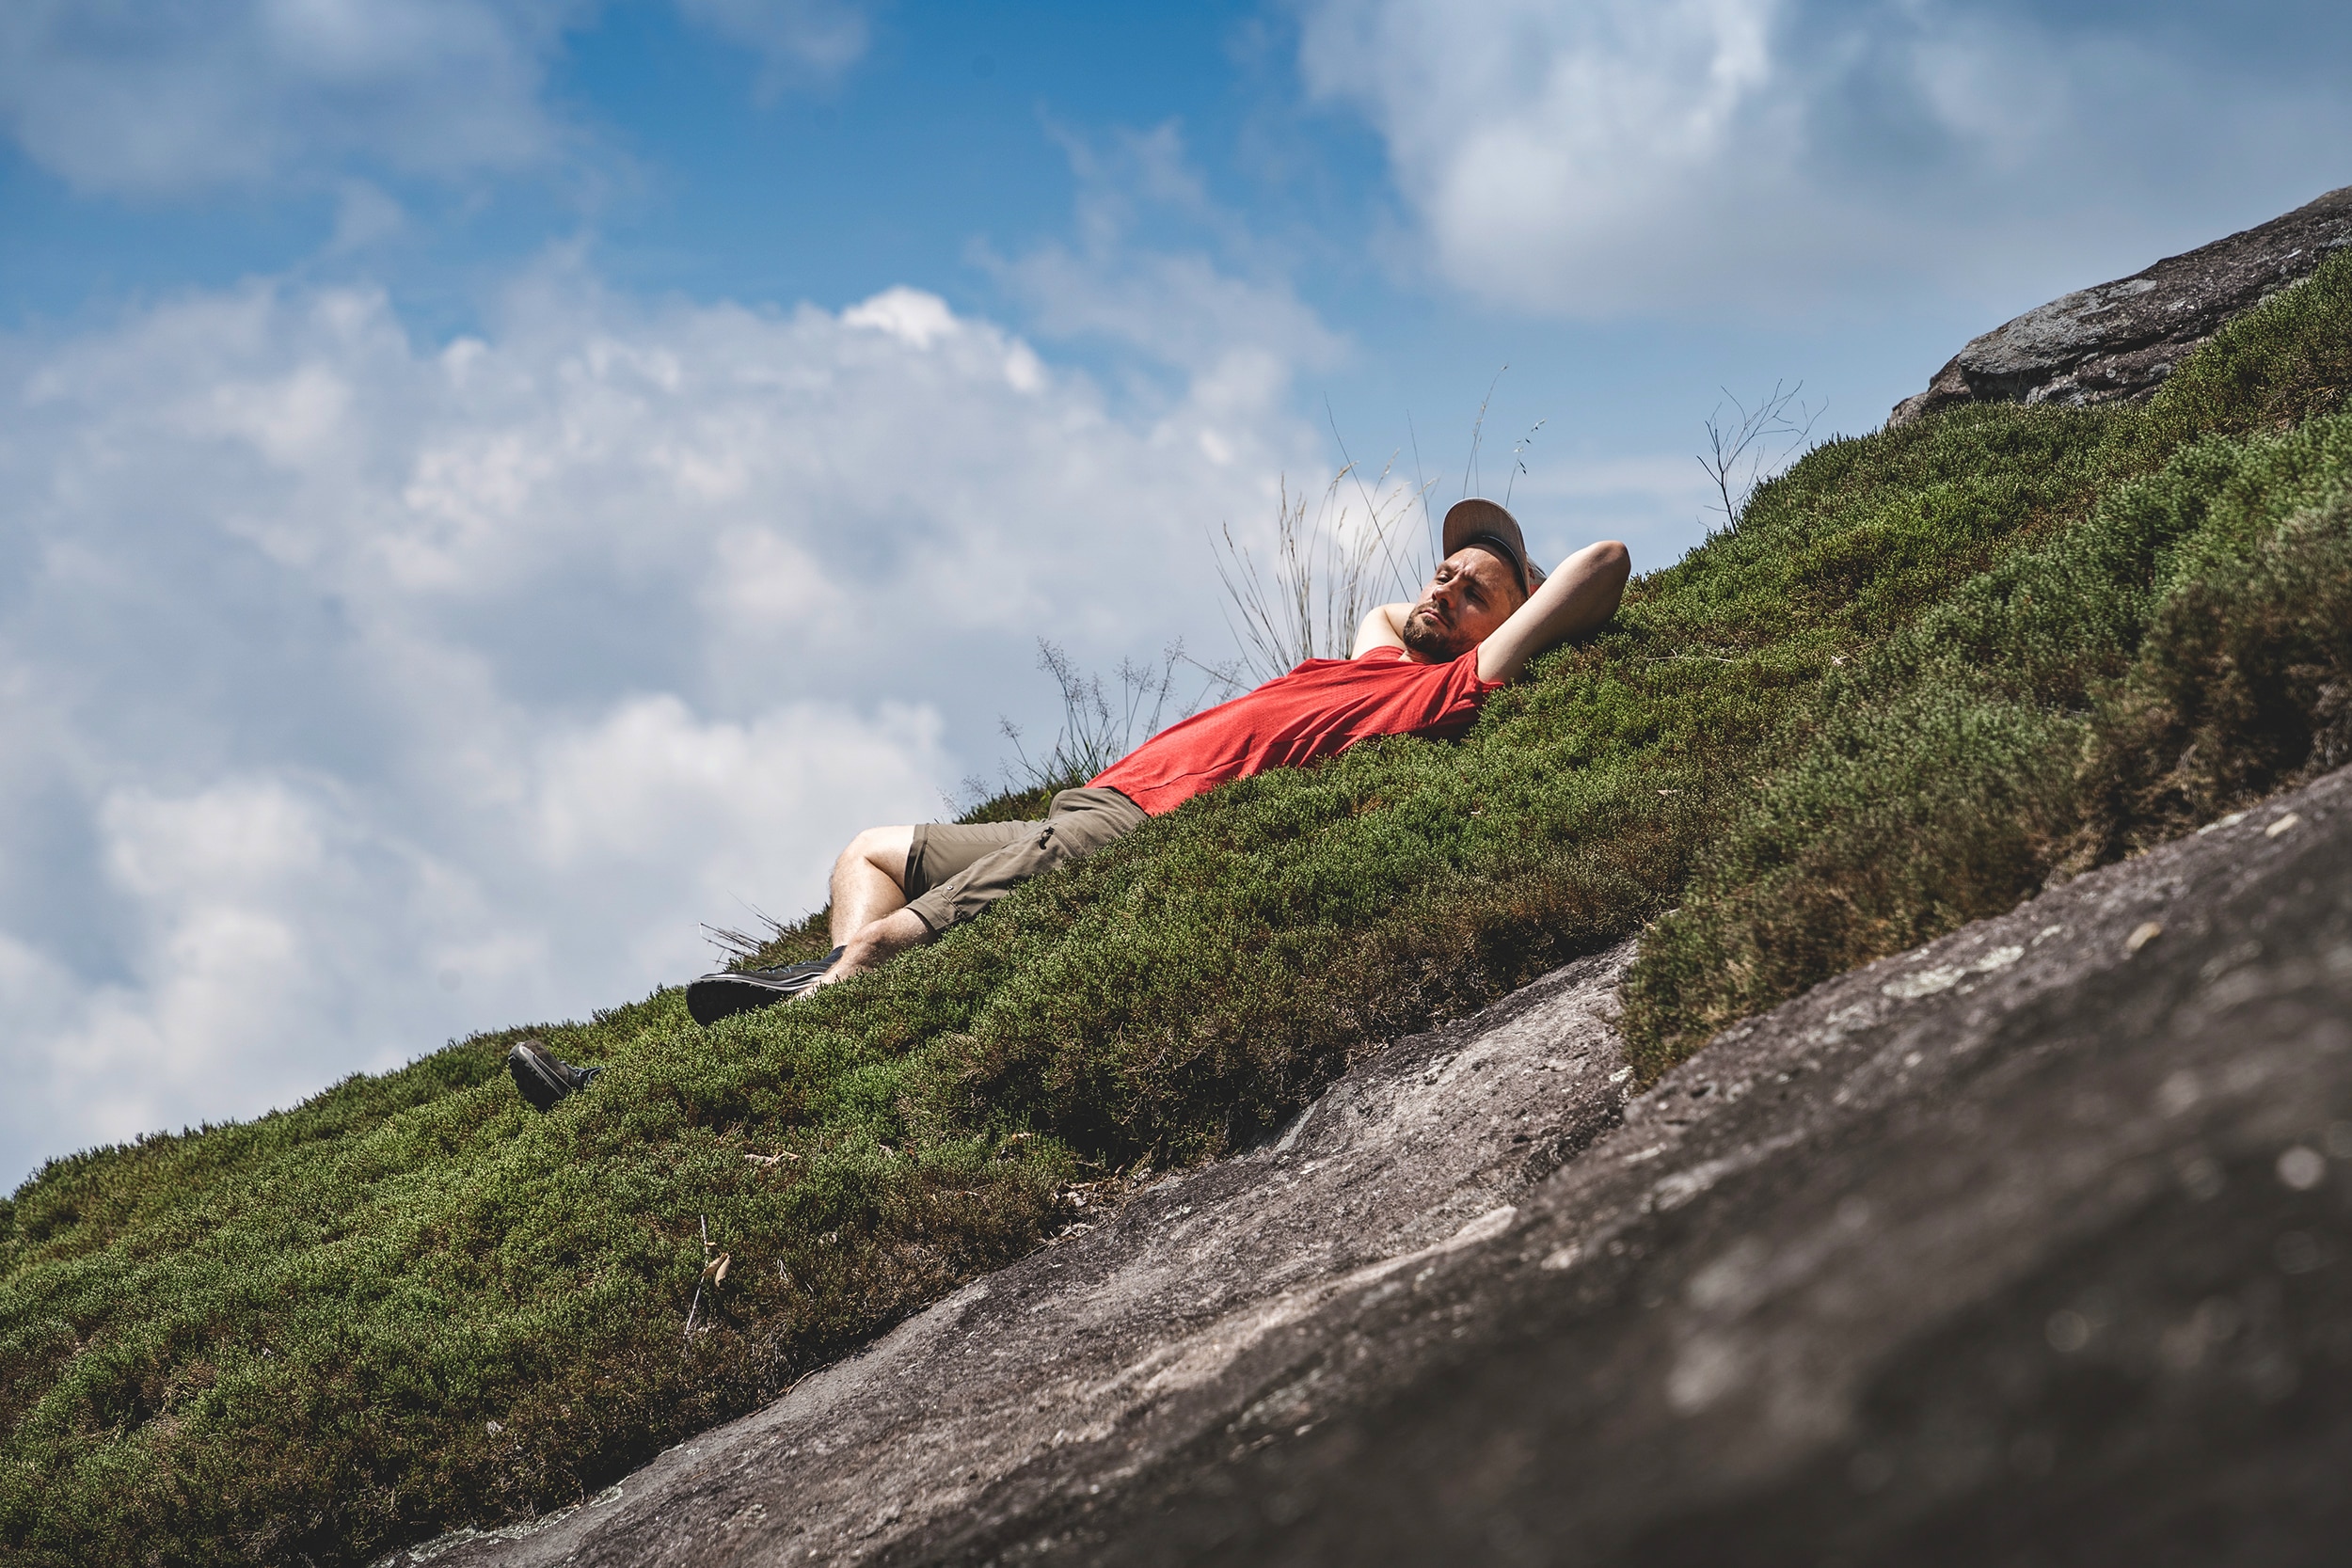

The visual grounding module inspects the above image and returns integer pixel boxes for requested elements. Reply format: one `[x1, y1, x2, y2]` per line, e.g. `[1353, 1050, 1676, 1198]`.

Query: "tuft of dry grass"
[1211, 461, 1431, 687]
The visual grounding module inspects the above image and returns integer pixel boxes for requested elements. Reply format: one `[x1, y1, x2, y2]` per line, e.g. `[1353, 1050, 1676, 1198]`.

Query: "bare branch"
[1697, 380, 1821, 534]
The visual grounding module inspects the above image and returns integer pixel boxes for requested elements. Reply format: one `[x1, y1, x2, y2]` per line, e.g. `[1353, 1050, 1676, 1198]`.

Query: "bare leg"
[819, 826, 933, 986]
[821, 908, 929, 985]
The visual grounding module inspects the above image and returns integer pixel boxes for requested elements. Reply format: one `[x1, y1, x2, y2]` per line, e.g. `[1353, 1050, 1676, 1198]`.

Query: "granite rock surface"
[1888, 185, 2352, 426]
[399, 764, 2352, 1567]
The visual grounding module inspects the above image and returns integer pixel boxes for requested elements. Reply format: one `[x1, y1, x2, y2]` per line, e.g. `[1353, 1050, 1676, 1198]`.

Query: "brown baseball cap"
[1441, 499, 1547, 595]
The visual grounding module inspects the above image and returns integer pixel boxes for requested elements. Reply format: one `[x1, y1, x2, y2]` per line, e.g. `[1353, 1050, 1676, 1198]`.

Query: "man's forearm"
[1475, 540, 1631, 684]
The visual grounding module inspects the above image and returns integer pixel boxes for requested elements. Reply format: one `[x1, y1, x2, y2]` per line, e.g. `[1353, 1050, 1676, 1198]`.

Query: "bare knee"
[838, 825, 914, 886]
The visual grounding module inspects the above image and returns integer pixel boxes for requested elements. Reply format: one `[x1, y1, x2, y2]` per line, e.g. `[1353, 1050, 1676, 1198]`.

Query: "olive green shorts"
[902, 786, 1148, 934]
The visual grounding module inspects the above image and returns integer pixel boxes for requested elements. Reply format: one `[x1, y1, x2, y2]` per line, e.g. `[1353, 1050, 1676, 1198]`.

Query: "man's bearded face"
[1400, 546, 1525, 660]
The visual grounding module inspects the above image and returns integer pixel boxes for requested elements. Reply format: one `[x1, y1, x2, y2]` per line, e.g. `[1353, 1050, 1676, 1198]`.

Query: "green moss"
[2148, 246, 2352, 440]
[8, 260, 2352, 1566]
[1623, 406, 2352, 1064]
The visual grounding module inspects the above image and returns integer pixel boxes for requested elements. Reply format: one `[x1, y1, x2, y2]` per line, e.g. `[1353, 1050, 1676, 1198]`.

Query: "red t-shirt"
[1089, 645, 1501, 816]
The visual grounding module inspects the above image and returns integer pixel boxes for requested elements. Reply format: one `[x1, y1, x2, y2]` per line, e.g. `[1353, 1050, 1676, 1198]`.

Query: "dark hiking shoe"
[508, 1038, 602, 1113]
[686, 948, 845, 1025]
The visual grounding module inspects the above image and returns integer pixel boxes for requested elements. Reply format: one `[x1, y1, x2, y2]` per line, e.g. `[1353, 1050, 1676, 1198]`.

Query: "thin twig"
[684, 1214, 731, 1339]
[1327, 402, 1434, 611]
[995, 637, 1204, 798]
[1406, 409, 1438, 562]
[1503, 420, 1546, 509]
[1462, 364, 1507, 500]
[1697, 381, 1822, 533]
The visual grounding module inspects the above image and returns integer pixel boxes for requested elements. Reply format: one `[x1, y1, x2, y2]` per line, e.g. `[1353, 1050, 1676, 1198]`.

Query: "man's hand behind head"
[1472, 538, 1630, 684]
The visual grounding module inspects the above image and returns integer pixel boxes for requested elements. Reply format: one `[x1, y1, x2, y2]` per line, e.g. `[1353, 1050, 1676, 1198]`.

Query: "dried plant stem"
[1210, 458, 1432, 689]
[1699, 381, 1821, 533]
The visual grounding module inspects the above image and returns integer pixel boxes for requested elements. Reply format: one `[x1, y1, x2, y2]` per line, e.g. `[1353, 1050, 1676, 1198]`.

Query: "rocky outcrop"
[1013, 768, 2352, 1568]
[400, 762, 2352, 1568]
[1889, 185, 2352, 427]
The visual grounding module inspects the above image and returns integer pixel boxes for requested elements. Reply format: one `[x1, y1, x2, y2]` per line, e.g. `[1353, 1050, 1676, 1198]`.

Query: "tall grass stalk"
[1212, 462, 1430, 687]
[999, 640, 1195, 793]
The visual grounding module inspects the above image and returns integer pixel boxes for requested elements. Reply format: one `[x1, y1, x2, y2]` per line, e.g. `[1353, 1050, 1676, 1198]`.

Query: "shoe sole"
[687, 973, 813, 1026]
[508, 1042, 573, 1113]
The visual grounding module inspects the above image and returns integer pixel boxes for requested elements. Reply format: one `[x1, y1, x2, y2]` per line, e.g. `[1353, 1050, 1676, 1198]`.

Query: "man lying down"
[508, 500, 1630, 1111]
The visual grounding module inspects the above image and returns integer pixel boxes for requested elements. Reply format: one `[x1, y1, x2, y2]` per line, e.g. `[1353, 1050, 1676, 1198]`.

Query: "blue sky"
[2, 0, 2346, 1186]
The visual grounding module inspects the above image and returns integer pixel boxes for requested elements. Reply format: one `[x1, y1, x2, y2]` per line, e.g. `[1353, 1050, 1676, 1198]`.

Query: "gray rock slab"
[377, 937, 1642, 1567]
[1889, 185, 2352, 426]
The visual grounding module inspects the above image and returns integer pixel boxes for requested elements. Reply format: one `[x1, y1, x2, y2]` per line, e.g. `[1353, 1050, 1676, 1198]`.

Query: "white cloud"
[0, 256, 1321, 1187]
[330, 180, 410, 252]
[674, 0, 870, 87]
[991, 125, 1347, 381]
[842, 286, 964, 351]
[0, 0, 573, 195]
[0, 0, 876, 197]
[1295, 0, 2352, 317]
[11, 705, 942, 1157]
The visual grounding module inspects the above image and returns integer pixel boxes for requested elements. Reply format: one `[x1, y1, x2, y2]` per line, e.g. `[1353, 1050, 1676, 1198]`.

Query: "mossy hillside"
[5, 251, 2351, 1567]
[1623, 402, 2352, 1062]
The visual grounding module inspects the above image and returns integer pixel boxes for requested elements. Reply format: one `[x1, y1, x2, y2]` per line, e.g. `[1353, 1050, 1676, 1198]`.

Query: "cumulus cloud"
[985, 122, 1349, 482]
[0, 0, 875, 197]
[674, 0, 871, 89]
[0, 258, 1318, 1186]
[1295, 0, 2352, 317]
[0, 0, 572, 195]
